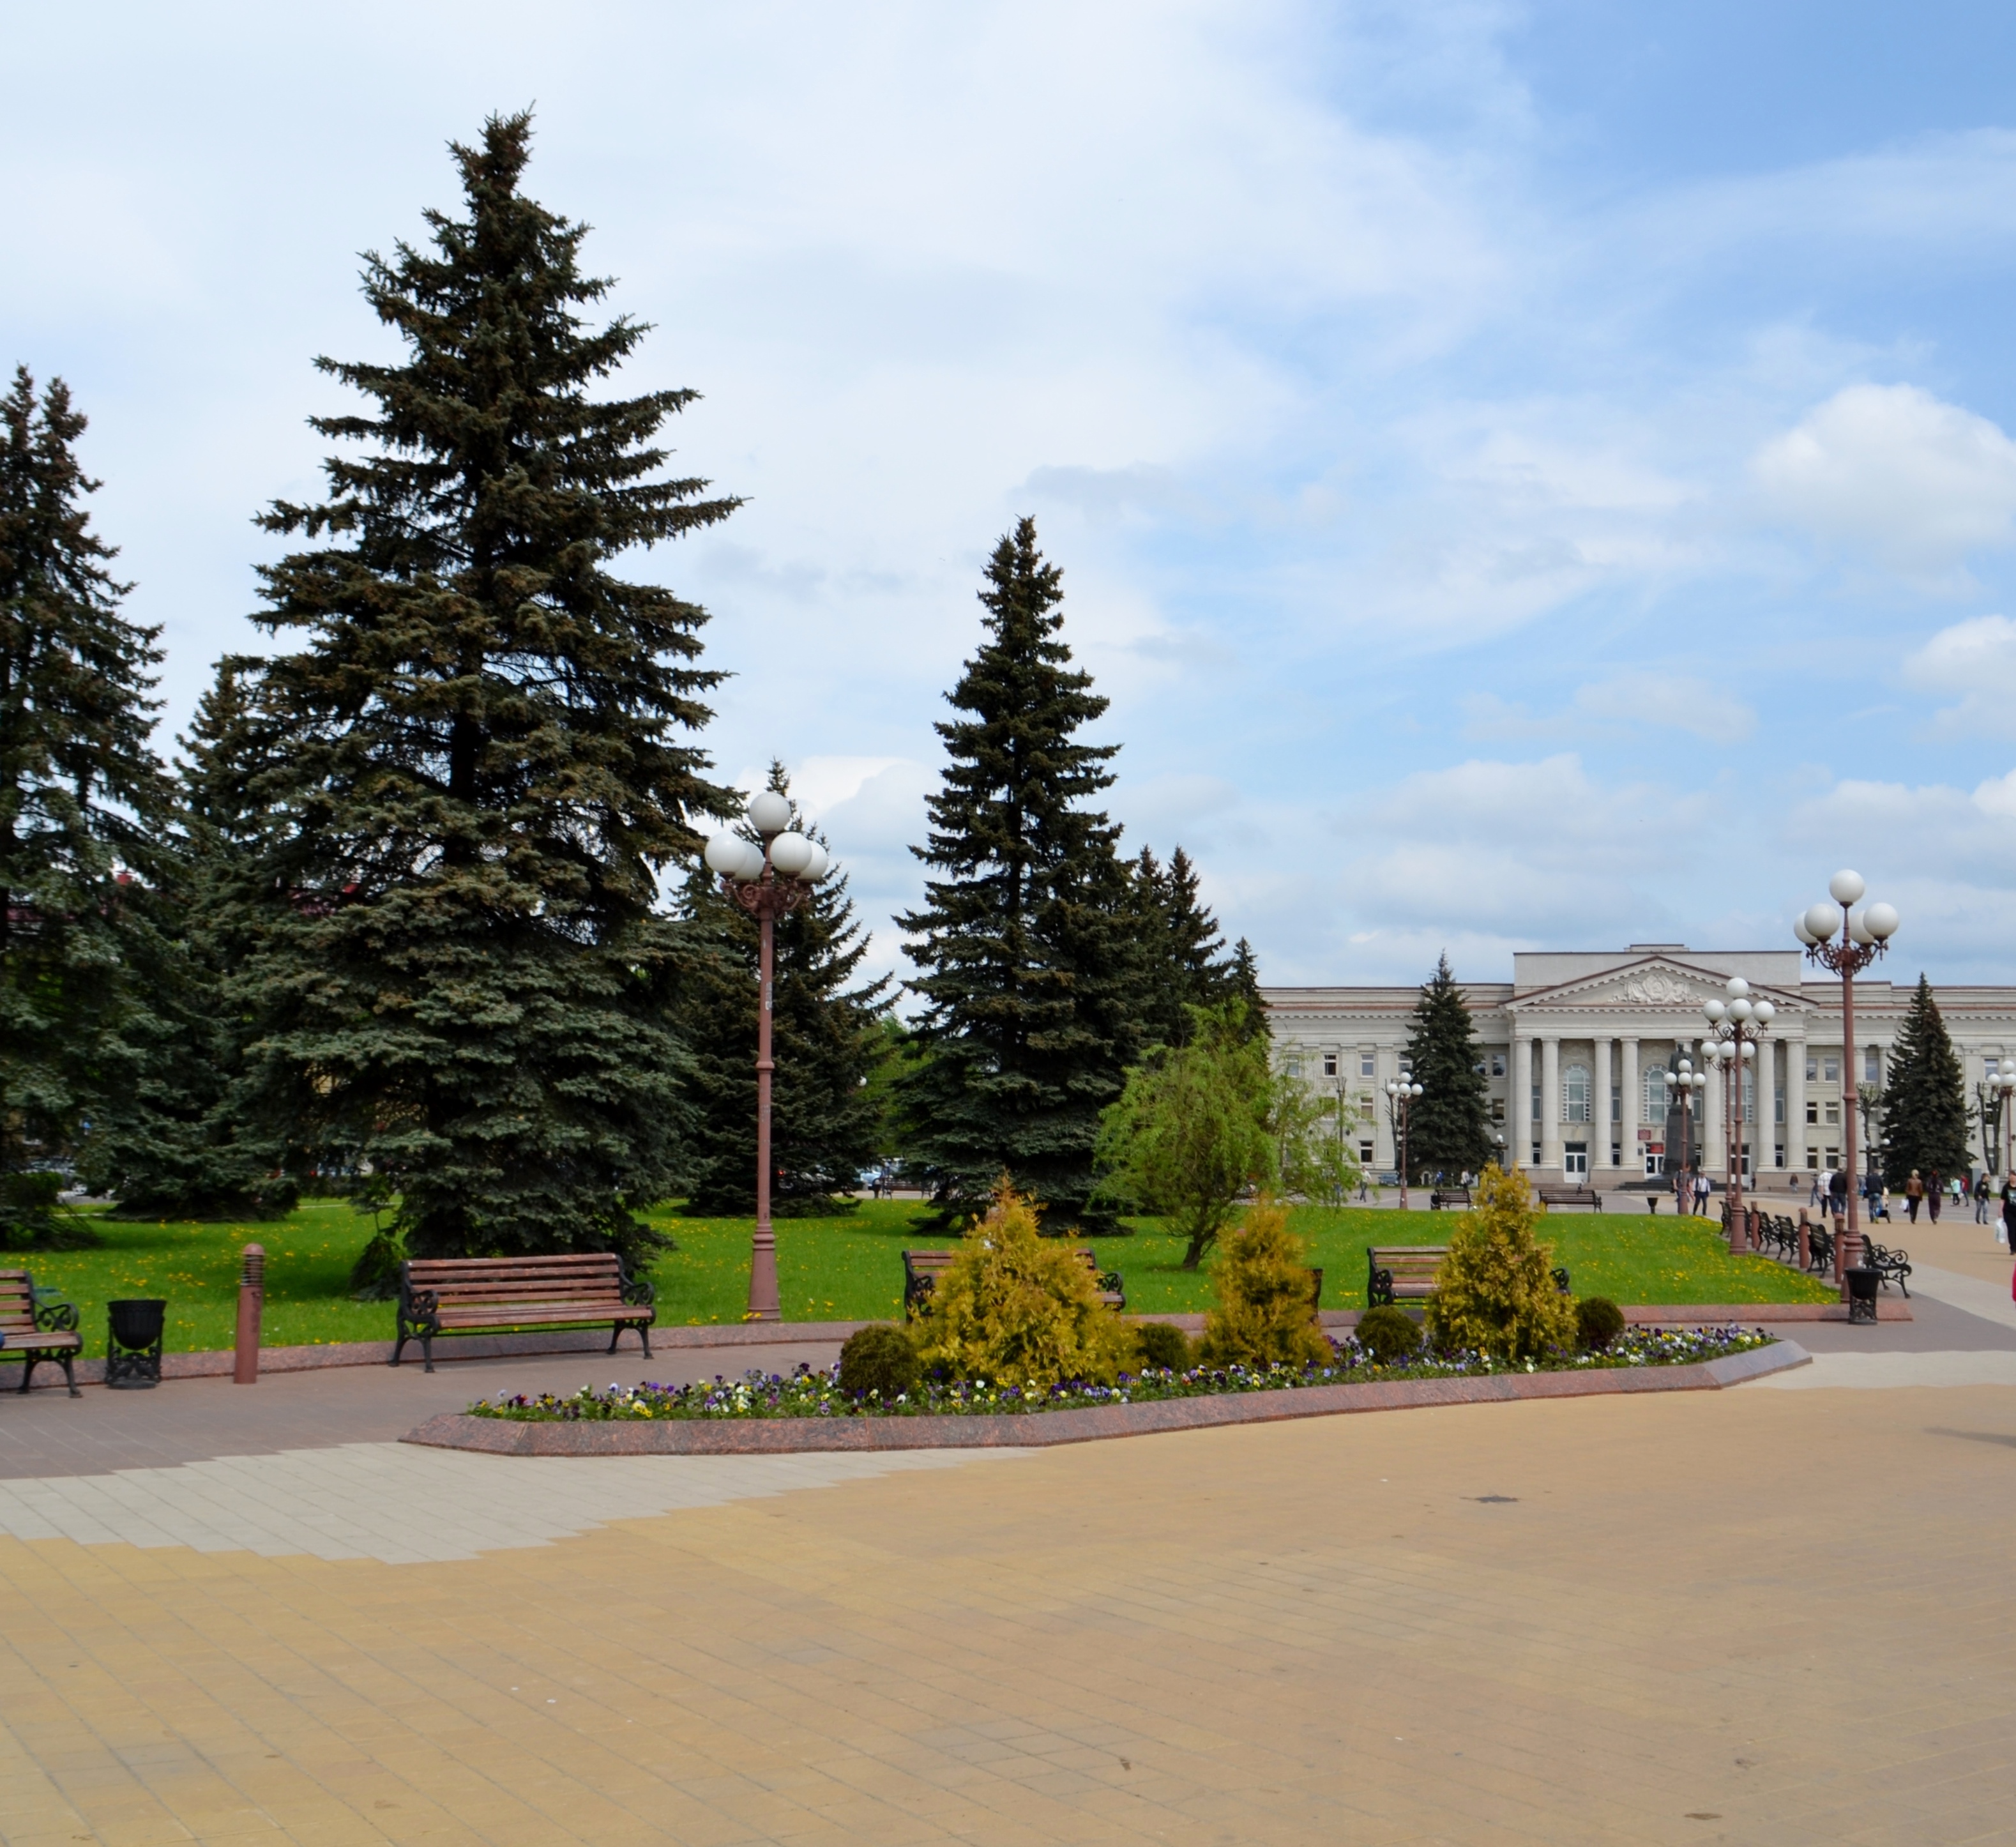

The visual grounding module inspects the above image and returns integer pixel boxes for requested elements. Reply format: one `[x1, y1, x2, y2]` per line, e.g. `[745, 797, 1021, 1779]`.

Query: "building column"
[1786, 1035, 1807, 1172]
[1594, 1037, 1613, 1173]
[1541, 1035, 1562, 1174]
[1764, 1038, 1781, 1169]
[1621, 1038, 1640, 1174]
[1513, 1035, 1534, 1167]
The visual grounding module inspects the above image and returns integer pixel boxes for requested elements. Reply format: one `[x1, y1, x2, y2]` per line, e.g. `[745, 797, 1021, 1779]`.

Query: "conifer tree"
[0, 368, 174, 1239]
[80, 664, 294, 1217]
[672, 764, 889, 1215]
[1133, 844, 1232, 1048]
[899, 517, 1145, 1226]
[1402, 953, 1494, 1182]
[1879, 974, 1971, 1186]
[223, 113, 736, 1261]
[1227, 936, 1267, 1040]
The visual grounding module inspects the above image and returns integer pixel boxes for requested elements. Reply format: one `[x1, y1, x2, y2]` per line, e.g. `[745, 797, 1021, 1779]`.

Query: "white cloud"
[1903, 615, 2016, 736]
[1572, 672, 1754, 745]
[1752, 384, 2016, 579]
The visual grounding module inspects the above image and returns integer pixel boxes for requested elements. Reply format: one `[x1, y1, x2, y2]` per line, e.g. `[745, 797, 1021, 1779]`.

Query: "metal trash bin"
[1845, 1266, 1879, 1326]
[106, 1298, 167, 1388]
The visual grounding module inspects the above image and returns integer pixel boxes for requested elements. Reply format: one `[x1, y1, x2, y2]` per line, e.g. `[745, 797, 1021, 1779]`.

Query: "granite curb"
[400, 1338, 1812, 1455]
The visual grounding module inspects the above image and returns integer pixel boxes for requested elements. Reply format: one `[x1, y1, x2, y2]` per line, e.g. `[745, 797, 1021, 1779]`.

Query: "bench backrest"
[1368, 1246, 1448, 1281]
[904, 1247, 1108, 1277]
[0, 1270, 40, 1341]
[403, 1254, 630, 1306]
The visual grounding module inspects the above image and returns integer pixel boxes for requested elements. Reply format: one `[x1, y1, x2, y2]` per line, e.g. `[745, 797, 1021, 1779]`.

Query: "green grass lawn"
[2, 1198, 1832, 1359]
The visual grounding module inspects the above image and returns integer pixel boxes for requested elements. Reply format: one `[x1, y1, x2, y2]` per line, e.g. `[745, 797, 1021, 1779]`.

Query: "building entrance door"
[1564, 1143, 1589, 1181]
[1645, 1145, 1664, 1178]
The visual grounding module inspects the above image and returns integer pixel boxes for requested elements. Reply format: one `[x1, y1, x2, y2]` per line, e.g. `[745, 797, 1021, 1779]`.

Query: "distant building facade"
[1263, 944, 2016, 1185]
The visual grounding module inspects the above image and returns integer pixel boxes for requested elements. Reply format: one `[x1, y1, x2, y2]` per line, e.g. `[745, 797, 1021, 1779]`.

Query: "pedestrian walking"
[1829, 1167, 1849, 1222]
[1976, 1171, 1993, 1223]
[1694, 1169, 1711, 1217]
[2002, 1175, 2016, 1249]
[1906, 1169, 1925, 1222]
[1928, 1171, 1944, 1223]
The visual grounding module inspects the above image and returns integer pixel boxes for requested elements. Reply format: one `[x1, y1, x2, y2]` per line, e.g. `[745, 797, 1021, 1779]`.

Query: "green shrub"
[837, 1323, 921, 1400]
[1197, 1196, 1331, 1369]
[1354, 1304, 1422, 1365]
[1575, 1296, 1626, 1352]
[1427, 1166, 1577, 1362]
[1135, 1321, 1193, 1372]
[909, 1183, 1138, 1389]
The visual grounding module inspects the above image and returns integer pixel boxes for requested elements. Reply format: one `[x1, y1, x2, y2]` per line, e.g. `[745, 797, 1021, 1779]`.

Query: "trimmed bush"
[1354, 1304, 1422, 1365]
[1576, 1295, 1626, 1353]
[1426, 1164, 1577, 1362]
[909, 1182, 1139, 1389]
[837, 1323, 921, 1400]
[1197, 1196, 1331, 1369]
[1135, 1321, 1193, 1372]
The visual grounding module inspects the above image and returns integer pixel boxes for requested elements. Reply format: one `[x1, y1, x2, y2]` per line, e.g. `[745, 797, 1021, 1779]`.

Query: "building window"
[1991, 1056, 2003, 1079]
[1611, 1082, 1621, 1123]
[1490, 1098, 1506, 1123]
[1563, 1064, 1591, 1123]
[1806, 1099, 1819, 1125]
[1322, 1053, 1337, 1078]
[1825, 1145, 1840, 1166]
[1398, 1055, 1413, 1076]
[1824, 1100, 1839, 1126]
[1359, 1141, 1375, 1165]
[1864, 1047, 1880, 1083]
[1285, 1058, 1303, 1079]
[1775, 1093, 1784, 1123]
[1806, 1054, 1817, 1083]
[1823, 1056, 1840, 1084]
[1490, 1052, 1506, 1077]
[1646, 1070, 1669, 1119]
[1531, 1083, 1542, 1123]
[1742, 1069, 1754, 1125]
[1807, 1148, 1820, 1171]
[1360, 1051, 1375, 1077]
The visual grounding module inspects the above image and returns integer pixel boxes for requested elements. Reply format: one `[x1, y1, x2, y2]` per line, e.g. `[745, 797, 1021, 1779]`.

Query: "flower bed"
[469, 1325, 1775, 1423]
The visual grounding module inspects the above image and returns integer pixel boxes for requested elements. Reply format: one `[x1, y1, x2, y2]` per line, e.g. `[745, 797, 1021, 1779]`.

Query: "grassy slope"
[3, 1199, 1831, 1357]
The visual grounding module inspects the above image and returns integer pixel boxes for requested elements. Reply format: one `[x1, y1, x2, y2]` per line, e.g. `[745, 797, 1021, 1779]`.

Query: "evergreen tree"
[1879, 974, 1971, 1186]
[0, 368, 174, 1240]
[79, 664, 295, 1217]
[1227, 936, 1267, 1040]
[223, 113, 736, 1261]
[1133, 844, 1232, 1048]
[673, 764, 890, 1215]
[898, 517, 1145, 1227]
[1401, 954, 1494, 1182]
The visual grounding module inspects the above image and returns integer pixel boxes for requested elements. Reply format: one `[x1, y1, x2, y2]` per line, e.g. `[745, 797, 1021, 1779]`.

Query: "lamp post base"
[747, 1225, 781, 1322]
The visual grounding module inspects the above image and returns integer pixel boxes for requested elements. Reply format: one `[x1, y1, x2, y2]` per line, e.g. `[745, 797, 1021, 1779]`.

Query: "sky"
[8, 1, 2016, 992]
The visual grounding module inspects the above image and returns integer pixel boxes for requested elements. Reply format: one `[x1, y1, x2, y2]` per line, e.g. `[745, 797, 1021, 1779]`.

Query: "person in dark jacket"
[1828, 1167, 1849, 1222]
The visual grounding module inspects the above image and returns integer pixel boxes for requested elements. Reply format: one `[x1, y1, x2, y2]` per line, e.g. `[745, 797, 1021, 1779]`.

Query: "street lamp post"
[1386, 1077, 1423, 1211]
[1793, 870, 1899, 1289]
[704, 792, 831, 1322]
[1662, 1053, 1708, 1202]
[1976, 1070, 2016, 1178]
[1701, 980, 1775, 1254]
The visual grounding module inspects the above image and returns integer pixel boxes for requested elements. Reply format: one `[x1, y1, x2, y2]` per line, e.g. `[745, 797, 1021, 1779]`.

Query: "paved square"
[4, 1365, 2015, 1845]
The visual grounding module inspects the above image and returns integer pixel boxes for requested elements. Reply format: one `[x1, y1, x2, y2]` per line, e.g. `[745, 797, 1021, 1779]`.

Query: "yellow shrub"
[910, 1182, 1139, 1389]
[1425, 1164, 1577, 1361]
[1198, 1196, 1331, 1369]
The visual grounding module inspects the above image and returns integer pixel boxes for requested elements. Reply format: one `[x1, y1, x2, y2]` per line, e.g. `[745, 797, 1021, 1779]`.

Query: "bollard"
[234, 1243, 264, 1385]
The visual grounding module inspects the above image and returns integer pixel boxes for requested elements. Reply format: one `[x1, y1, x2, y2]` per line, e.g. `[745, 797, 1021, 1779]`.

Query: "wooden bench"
[1536, 1186, 1602, 1210]
[1367, 1245, 1570, 1307]
[391, 1254, 655, 1372]
[1428, 1187, 1471, 1210]
[902, 1247, 1126, 1319]
[0, 1270, 84, 1397]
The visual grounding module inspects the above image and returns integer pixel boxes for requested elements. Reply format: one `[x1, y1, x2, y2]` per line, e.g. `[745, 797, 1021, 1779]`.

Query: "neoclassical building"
[1264, 944, 2016, 1186]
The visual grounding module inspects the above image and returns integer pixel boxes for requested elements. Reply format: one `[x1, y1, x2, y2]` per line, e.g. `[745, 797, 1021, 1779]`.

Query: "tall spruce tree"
[1228, 938, 1267, 1040]
[80, 664, 295, 1217]
[1879, 974, 1971, 1186]
[899, 517, 1145, 1226]
[1401, 954, 1494, 1182]
[0, 368, 174, 1239]
[673, 764, 890, 1215]
[223, 113, 736, 1261]
[1133, 844, 1233, 1049]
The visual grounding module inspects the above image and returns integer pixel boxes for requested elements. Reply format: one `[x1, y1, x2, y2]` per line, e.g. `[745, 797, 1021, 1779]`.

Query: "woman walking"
[1906, 1169, 1925, 1222]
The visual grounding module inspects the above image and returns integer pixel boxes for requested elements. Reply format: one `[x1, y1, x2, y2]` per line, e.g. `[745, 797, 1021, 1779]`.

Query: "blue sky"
[8, 1, 2016, 990]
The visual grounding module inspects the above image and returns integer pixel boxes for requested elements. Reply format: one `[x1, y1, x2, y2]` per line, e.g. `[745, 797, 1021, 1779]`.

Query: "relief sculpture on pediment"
[1616, 971, 1693, 1006]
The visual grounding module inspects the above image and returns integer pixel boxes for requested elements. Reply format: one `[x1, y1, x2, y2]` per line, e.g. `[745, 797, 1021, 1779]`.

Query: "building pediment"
[1506, 955, 1817, 1017]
